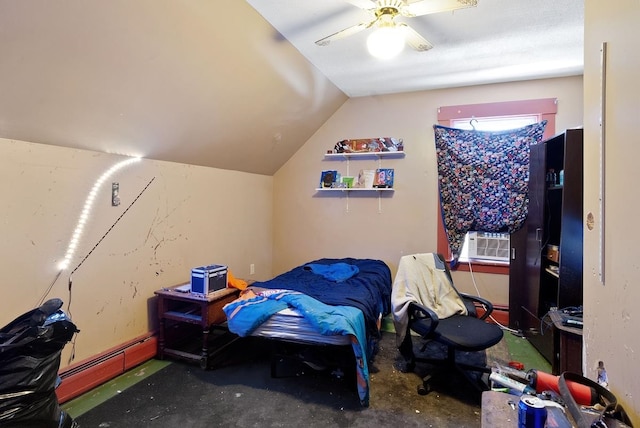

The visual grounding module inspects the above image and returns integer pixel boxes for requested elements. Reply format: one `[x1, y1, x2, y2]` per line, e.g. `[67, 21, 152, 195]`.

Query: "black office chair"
[393, 253, 504, 396]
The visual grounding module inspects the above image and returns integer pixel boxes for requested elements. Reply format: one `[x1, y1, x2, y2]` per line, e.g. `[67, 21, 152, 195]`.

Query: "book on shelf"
[319, 170, 339, 188]
[356, 169, 376, 188]
[373, 168, 394, 188]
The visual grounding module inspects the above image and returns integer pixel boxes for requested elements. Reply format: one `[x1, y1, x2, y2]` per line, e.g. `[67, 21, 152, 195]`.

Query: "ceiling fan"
[315, 0, 478, 56]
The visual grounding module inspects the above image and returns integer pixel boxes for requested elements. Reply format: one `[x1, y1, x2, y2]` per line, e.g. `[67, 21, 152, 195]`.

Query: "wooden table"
[481, 391, 520, 427]
[481, 391, 576, 427]
[155, 285, 239, 369]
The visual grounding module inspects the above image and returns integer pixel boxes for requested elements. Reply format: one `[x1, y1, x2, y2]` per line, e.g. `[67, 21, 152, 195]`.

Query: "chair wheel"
[417, 383, 432, 395]
[418, 374, 434, 395]
[200, 356, 208, 370]
[477, 372, 491, 391]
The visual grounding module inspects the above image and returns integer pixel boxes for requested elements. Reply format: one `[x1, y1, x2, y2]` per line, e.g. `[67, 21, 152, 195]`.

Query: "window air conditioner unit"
[467, 231, 510, 262]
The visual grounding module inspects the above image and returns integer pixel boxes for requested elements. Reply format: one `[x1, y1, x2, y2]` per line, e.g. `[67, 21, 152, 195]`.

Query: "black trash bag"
[0, 298, 80, 427]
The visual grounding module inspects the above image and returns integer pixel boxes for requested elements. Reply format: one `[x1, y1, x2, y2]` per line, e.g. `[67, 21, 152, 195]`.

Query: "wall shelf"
[545, 267, 560, 278]
[315, 187, 394, 192]
[324, 151, 405, 160]
[321, 150, 404, 189]
[317, 149, 403, 212]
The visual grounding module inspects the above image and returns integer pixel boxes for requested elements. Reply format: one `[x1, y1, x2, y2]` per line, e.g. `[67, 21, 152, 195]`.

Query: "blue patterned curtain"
[434, 121, 547, 261]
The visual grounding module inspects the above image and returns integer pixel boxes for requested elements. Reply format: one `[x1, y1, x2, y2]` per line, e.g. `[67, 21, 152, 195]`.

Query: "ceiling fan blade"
[402, 0, 478, 17]
[399, 23, 433, 51]
[315, 21, 374, 46]
[344, 0, 378, 10]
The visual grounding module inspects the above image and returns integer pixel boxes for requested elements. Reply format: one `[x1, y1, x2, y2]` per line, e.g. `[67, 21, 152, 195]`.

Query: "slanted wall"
[0, 138, 273, 369]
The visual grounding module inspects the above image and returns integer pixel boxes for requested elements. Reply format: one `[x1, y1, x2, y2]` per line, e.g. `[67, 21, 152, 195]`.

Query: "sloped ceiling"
[0, 0, 347, 175]
[0, 0, 583, 175]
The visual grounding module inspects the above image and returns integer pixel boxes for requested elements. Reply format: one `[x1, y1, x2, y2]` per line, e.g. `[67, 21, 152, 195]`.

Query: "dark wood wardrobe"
[509, 128, 583, 373]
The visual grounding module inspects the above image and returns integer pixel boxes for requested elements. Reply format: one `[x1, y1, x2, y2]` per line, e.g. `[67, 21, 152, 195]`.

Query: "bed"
[222, 258, 392, 406]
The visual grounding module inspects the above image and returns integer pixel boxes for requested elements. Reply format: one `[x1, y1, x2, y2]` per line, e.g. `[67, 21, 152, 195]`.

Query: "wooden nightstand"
[155, 285, 239, 369]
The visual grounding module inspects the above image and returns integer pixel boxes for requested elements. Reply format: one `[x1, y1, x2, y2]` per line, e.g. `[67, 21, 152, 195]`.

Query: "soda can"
[518, 396, 547, 428]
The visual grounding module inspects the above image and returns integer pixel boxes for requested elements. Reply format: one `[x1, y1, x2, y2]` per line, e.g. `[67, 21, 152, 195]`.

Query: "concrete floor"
[68, 329, 516, 427]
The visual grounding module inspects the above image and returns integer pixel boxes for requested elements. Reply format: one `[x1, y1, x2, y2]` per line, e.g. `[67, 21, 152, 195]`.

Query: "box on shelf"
[191, 264, 227, 295]
[547, 245, 559, 263]
[341, 176, 354, 188]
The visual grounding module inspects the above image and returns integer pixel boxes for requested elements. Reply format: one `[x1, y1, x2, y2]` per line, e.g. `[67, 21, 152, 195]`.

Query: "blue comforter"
[224, 258, 391, 406]
[251, 258, 392, 338]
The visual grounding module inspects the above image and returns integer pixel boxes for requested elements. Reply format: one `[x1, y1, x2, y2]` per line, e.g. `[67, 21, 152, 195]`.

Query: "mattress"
[251, 307, 353, 346]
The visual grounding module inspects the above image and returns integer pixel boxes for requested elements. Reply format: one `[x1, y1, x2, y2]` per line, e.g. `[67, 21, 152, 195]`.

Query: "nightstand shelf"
[155, 285, 239, 369]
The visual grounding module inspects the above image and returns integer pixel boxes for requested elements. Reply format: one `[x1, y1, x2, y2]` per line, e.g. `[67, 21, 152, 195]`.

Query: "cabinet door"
[509, 141, 546, 330]
[558, 129, 583, 309]
[508, 226, 527, 329]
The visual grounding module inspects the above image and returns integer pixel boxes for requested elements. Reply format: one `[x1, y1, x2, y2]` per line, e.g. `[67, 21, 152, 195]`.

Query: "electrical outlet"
[250, 264, 255, 275]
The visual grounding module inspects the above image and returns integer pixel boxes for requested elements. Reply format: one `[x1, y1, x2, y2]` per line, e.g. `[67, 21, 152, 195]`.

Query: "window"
[436, 98, 557, 273]
[450, 115, 538, 263]
[451, 115, 539, 132]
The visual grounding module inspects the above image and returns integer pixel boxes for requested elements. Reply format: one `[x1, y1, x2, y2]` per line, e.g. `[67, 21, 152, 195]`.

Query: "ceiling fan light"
[367, 26, 405, 60]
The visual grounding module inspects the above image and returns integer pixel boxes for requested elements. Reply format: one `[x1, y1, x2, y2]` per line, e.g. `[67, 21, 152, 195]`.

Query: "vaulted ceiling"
[0, 1, 583, 175]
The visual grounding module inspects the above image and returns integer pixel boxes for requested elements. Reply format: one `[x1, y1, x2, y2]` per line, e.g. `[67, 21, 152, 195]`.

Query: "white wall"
[584, 0, 640, 422]
[0, 138, 273, 368]
[273, 76, 583, 305]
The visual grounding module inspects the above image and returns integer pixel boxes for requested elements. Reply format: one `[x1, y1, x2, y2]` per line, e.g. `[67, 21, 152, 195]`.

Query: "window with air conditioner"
[451, 115, 531, 265]
[463, 231, 510, 262]
[436, 98, 557, 271]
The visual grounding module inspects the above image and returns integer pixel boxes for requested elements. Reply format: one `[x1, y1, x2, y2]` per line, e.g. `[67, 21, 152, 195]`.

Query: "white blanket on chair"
[391, 253, 468, 346]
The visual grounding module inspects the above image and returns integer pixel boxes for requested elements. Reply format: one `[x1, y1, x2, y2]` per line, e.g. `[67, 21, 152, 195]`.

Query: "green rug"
[61, 359, 171, 418]
[503, 332, 551, 373]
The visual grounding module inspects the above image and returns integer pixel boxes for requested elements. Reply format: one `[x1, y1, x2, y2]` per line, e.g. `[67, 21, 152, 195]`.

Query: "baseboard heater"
[476, 304, 509, 326]
[56, 332, 157, 404]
